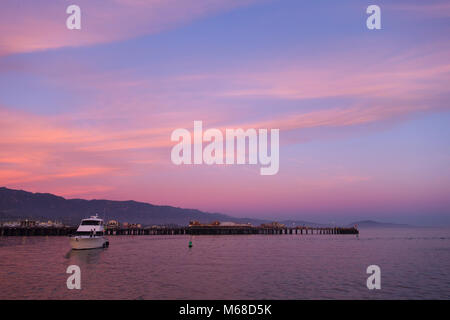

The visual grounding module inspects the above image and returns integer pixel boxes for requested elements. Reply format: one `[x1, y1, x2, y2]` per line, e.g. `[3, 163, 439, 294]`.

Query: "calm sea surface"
[1, 227, 450, 300]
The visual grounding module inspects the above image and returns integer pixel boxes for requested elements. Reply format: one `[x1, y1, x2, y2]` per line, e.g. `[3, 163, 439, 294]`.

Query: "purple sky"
[0, 0, 449, 225]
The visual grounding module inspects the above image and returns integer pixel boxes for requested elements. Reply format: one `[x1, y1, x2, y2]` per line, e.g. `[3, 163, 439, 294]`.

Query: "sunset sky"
[0, 0, 449, 225]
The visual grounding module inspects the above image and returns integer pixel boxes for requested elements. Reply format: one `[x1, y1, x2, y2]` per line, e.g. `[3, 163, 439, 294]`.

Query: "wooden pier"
[0, 227, 76, 236]
[187, 225, 359, 235]
[0, 226, 358, 236]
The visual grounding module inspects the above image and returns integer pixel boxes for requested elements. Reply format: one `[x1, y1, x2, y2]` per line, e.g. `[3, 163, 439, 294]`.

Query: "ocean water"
[0, 227, 449, 300]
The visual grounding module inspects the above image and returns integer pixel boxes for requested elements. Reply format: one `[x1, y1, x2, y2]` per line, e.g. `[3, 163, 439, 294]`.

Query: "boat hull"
[70, 236, 108, 250]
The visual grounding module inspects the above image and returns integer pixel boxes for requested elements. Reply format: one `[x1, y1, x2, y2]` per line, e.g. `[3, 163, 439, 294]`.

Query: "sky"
[0, 0, 449, 226]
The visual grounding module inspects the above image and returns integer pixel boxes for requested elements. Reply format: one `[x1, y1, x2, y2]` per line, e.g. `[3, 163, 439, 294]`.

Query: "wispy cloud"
[389, 1, 450, 18]
[0, 0, 260, 56]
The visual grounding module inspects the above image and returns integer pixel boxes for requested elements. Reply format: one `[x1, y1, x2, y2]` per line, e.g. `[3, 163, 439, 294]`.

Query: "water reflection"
[65, 248, 105, 265]
[1, 229, 450, 299]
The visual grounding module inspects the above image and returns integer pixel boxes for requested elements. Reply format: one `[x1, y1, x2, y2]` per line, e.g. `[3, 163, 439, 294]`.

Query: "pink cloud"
[250, 103, 434, 133]
[0, 106, 173, 191]
[0, 0, 260, 56]
[215, 49, 450, 101]
[389, 2, 450, 18]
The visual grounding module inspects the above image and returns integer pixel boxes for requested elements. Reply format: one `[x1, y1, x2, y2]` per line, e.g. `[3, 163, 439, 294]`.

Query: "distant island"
[346, 220, 410, 229]
[0, 187, 409, 228]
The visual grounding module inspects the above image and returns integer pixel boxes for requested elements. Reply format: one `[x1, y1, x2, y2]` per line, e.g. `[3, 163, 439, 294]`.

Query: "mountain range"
[0, 187, 411, 228]
[0, 187, 322, 227]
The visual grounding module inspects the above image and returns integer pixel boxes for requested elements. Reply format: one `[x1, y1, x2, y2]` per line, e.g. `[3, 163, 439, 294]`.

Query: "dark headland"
[0, 187, 404, 228]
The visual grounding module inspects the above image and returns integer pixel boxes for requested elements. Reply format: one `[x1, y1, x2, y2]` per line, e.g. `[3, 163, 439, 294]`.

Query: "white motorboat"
[70, 215, 109, 250]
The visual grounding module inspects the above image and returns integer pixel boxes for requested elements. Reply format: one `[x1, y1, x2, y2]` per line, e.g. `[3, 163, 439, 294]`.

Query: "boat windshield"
[81, 220, 101, 225]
